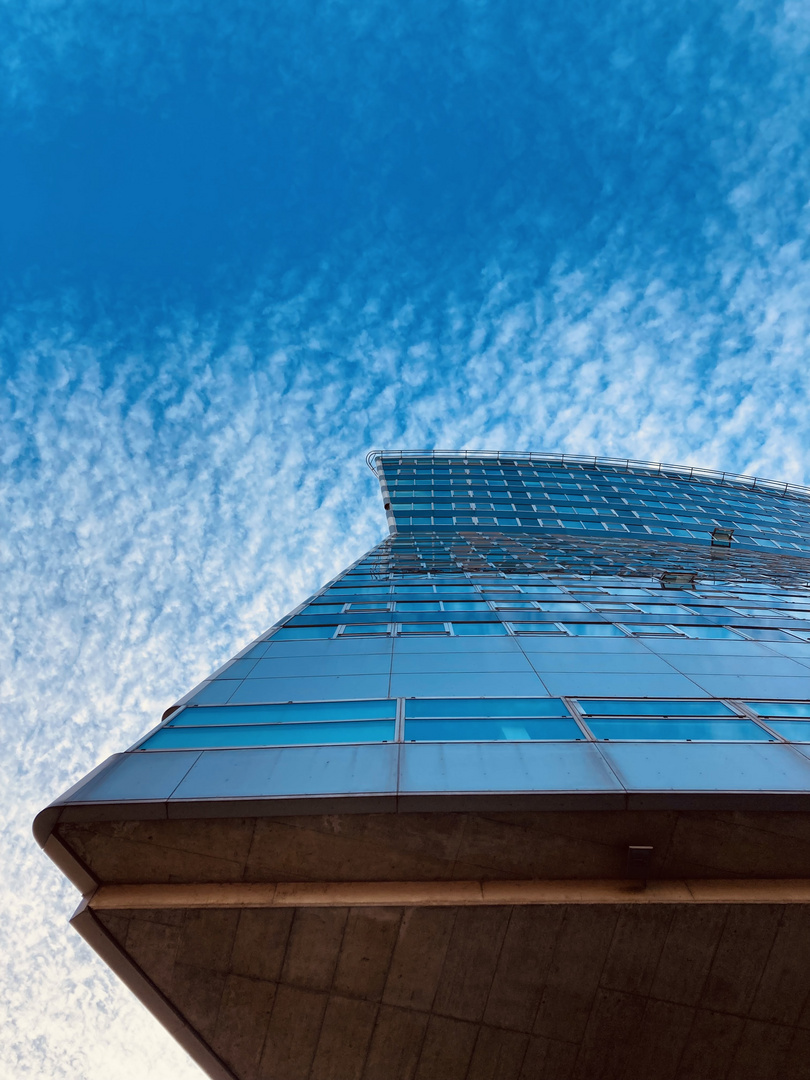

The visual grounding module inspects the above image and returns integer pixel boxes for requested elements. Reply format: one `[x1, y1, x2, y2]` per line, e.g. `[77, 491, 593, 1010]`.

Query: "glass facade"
[49, 451, 810, 807]
[34, 452, 810, 1080]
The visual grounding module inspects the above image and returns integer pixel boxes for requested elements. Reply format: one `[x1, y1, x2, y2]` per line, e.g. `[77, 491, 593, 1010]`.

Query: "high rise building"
[36, 451, 810, 1080]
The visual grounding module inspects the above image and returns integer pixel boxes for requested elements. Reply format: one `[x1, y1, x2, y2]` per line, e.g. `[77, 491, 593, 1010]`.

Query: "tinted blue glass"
[405, 697, 570, 718]
[681, 626, 742, 639]
[273, 626, 336, 640]
[621, 624, 683, 635]
[399, 623, 448, 634]
[341, 624, 390, 635]
[308, 604, 345, 613]
[738, 628, 799, 641]
[565, 623, 627, 636]
[762, 720, 810, 740]
[404, 718, 582, 741]
[511, 622, 566, 634]
[442, 601, 490, 610]
[395, 602, 442, 611]
[587, 719, 772, 740]
[143, 720, 395, 749]
[577, 700, 735, 716]
[452, 623, 508, 636]
[746, 702, 810, 717]
[173, 700, 397, 725]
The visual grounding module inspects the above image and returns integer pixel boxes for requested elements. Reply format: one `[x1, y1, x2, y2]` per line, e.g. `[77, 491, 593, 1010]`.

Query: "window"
[403, 697, 580, 741]
[564, 623, 627, 636]
[510, 622, 567, 635]
[620, 624, 684, 637]
[745, 702, 810, 718]
[273, 625, 336, 640]
[404, 718, 582, 741]
[397, 623, 449, 635]
[143, 719, 395, 750]
[583, 719, 773, 741]
[737, 627, 801, 642]
[575, 699, 735, 717]
[680, 626, 742, 639]
[452, 622, 509, 636]
[340, 623, 390, 636]
[405, 698, 571, 718]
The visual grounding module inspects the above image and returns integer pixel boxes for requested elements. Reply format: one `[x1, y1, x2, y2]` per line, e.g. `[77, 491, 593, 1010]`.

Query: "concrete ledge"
[89, 877, 810, 909]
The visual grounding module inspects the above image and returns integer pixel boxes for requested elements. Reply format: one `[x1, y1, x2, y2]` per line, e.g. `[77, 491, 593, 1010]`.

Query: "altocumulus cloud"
[2, 0, 810, 1075]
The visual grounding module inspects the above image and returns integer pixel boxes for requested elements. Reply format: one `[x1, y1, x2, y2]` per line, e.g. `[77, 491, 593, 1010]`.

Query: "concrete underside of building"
[42, 805, 810, 1080]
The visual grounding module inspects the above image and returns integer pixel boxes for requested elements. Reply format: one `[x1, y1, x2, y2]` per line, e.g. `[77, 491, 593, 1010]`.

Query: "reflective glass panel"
[576, 699, 736, 717]
[510, 622, 567, 634]
[680, 626, 742, 639]
[341, 624, 390, 635]
[404, 718, 582, 741]
[173, 700, 397, 725]
[761, 720, 810, 740]
[746, 702, 810, 717]
[564, 623, 627, 636]
[405, 697, 570, 718]
[143, 719, 395, 749]
[442, 601, 490, 610]
[586, 719, 772, 741]
[621, 624, 684, 636]
[273, 626, 336, 640]
[452, 622, 509, 635]
[738, 628, 800, 641]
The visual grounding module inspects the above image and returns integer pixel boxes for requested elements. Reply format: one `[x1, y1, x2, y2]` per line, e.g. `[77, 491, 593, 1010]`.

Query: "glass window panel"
[510, 622, 567, 634]
[452, 622, 508, 635]
[273, 626, 336, 640]
[564, 623, 627, 636]
[746, 702, 810, 718]
[347, 602, 390, 611]
[635, 604, 692, 614]
[738, 628, 801, 641]
[405, 697, 570, 718]
[308, 604, 345, 613]
[144, 719, 396, 749]
[586, 718, 772, 741]
[442, 601, 491, 610]
[173, 700, 397, 725]
[577, 699, 736, 717]
[621, 624, 684, 636]
[398, 623, 449, 634]
[340, 623, 390, 635]
[404, 718, 582, 741]
[395, 602, 442, 611]
[492, 602, 538, 610]
[680, 626, 742, 639]
[762, 720, 810, 740]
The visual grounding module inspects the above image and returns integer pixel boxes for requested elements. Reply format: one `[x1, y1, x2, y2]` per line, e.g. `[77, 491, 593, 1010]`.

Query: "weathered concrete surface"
[94, 900, 810, 1080]
[56, 809, 810, 884]
[54, 810, 810, 1079]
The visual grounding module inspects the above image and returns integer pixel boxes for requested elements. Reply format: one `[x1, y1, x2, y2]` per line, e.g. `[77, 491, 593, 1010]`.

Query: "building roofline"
[365, 449, 810, 503]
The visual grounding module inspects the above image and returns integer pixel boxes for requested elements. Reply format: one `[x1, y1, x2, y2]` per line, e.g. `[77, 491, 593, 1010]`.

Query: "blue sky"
[3, 1, 810, 1076]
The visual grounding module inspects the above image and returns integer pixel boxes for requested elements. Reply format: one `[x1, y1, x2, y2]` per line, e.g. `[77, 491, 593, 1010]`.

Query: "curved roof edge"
[365, 449, 810, 503]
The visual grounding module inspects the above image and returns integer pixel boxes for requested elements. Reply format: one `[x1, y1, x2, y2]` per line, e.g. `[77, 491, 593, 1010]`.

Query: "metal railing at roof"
[365, 449, 810, 504]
